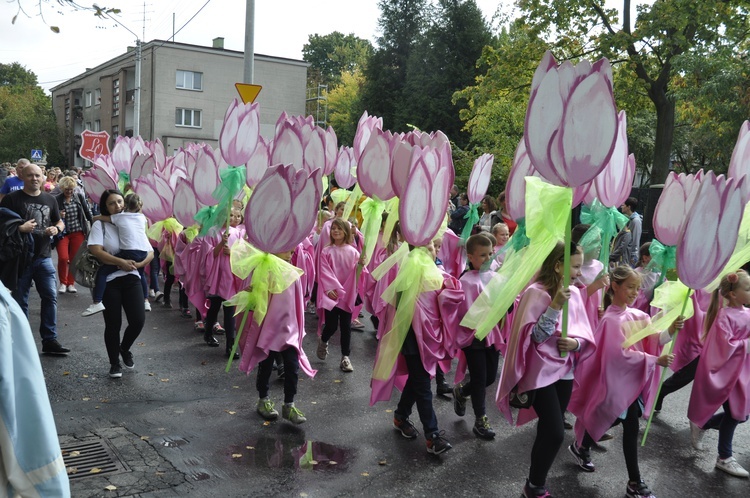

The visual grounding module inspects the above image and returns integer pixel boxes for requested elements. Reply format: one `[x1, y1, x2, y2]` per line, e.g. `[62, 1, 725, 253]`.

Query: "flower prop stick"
[640, 171, 746, 445]
[224, 164, 322, 371]
[461, 153, 493, 241]
[523, 51, 619, 352]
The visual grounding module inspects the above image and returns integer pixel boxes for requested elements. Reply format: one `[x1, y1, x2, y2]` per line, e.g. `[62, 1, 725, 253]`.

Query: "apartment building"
[51, 38, 308, 168]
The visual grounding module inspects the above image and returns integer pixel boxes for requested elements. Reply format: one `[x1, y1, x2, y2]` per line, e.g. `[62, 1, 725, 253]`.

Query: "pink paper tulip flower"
[129, 153, 156, 189]
[246, 136, 270, 189]
[245, 164, 323, 254]
[728, 121, 750, 201]
[324, 126, 338, 176]
[390, 138, 414, 198]
[146, 138, 167, 172]
[592, 111, 636, 208]
[81, 159, 117, 205]
[467, 154, 494, 204]
[353, 111, 383, 163]
[524, 51, 618, 188]
[677, 171, 746, 290]
[334, 146, 357, 189]
[134, 175, 173, 224]
[173, 178, 203, 227]
[505, 138, 539, 221]
[110, 136, 146, 174]
[186, 145, 221, 207]
[219, 98, 260, 167]
[399, 144, 454, 247]
[652, 170, 704, 246]
[358, 128, 398, 200]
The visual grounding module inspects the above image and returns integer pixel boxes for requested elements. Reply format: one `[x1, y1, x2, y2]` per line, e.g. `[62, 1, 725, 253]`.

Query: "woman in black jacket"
[54, 176, 92, 293]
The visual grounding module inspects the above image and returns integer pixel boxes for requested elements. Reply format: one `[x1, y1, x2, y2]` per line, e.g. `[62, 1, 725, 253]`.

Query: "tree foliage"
[0, 63, 63, 164]
[302, 32, 373, 89]
[11, 1, 120, 33]
[326, 69, 367, 147]
[514, 0, 750, 184]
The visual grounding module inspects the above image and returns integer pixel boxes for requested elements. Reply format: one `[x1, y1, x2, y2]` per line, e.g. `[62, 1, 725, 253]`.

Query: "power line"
[150, 0, 215, 52]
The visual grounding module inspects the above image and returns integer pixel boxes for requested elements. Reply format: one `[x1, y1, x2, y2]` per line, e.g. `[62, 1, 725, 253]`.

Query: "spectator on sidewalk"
[0, 158, 30, 202]
[0, 163, 70, 354]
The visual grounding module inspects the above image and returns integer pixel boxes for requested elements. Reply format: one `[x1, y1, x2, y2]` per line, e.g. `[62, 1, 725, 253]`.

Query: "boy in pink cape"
[567, 265, 681, 498]
[496, 242, 595, 498]
[370, 240, 463, 454]
[449, 234, 506, 440]
[688, 270, 750, 478]
[238, 250, 317, 426]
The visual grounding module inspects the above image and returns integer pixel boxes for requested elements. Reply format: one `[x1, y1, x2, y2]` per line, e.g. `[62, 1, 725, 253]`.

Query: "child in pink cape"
[370, 240, 463, 455]
[570, 223, 610, 332]
[491, 222, 510, 266]
[450, 234, 505, 440]
[687, 270, 750, 478]
[202, 206, 246, 356]
[496, 241, 596, 498]
[291, 237, 316, 305]
[239, 250, 317, 425]
[567, 265, 681, 498]
[436, 228, 465, 279]
[174, 229, 208, 332]
[364, 218, 401, 339]
[632, 242, 660, 313]
[316, 218, 366, 372]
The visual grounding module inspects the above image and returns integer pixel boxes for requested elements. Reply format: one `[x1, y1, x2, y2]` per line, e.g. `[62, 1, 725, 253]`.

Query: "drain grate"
[61, 439, 129, 480]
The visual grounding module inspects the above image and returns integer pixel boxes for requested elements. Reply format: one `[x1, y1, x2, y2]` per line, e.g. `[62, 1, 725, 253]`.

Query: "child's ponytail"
[537, 240, 582, 299]
[702, 270, 745, 341]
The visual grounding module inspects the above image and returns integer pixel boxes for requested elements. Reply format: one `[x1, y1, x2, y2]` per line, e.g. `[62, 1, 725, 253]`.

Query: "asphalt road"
[22, 282, 750, 497]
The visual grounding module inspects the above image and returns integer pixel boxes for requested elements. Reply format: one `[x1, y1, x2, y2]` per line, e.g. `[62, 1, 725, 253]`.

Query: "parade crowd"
[1, 154, 748, 498]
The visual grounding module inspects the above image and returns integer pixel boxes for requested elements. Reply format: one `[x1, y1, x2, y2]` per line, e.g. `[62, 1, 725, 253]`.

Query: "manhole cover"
[61, 439, 129, 480]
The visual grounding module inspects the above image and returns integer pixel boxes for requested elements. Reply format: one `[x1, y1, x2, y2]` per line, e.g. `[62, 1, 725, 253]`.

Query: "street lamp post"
[103, 12, 142, 138]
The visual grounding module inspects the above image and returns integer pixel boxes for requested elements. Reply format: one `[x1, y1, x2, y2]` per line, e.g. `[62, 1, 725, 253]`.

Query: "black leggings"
[321, 307, 352, 356]
[582, 399, 642, 481]
[461, 346, 500, 418]
[256, 348, 300, 403]
[102, 274, 146, 365]
[163, 272, 188, 308]
[205, 296, 236, 350]
[528, 379, 573, 486]
[656, 356, 699, 409]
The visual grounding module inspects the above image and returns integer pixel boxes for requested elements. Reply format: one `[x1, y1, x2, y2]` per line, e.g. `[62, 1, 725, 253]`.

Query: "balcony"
[125, 89, 136, 105]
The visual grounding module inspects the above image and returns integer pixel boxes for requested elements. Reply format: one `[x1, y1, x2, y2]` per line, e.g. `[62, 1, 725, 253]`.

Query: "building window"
[175, 108, 202, 128]
[85, 91, 92, 107]
[85, 122, 91, 130]
[113, 79, 120, 117]
[112, 125, 119, 138]
[95, 88, 101, 105]
[94, 120, 101, 132]
[176, 70, 202, 91]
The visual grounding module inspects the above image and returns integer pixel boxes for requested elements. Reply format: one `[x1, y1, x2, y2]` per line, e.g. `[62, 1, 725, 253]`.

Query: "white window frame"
[176, 70, 203, 91]
[95, 88, 101, 105]
[94, 120, 101, 132]
[85, 91, 92, 107]
[175, 108, 202, 128]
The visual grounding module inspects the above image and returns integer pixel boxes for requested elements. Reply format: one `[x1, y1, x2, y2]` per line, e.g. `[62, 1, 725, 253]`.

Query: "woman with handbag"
[54, 176, 92, 294]
[87, 189, 153, 379]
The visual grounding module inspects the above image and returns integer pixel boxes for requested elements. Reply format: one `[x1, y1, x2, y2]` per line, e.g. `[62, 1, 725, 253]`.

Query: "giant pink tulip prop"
[524, 50, 619, 351]
[728, 121, 750, 185]
[271, 114, 337, 175]
[334, 146, 357, 189]
[245, 136, 270, 189]
[219, 99, 260, 167]
[81, 157, 117, 205]
[353, 111, 383, 163]
[460, 153, 494, 241]
[224, 164, 322, 368]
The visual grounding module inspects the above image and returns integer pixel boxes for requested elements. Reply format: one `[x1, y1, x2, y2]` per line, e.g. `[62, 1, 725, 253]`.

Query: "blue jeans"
[395, 352, 439, 438]
[703, 401, 743, 459]
[94, 249, 147, 303]
[12, 257, 58, 343]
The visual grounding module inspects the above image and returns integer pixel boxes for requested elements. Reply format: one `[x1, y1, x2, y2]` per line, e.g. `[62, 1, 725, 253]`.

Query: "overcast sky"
[1, 0, 632, 94]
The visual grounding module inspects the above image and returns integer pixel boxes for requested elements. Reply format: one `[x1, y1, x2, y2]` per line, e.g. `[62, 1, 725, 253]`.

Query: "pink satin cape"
[203, 225, 246, 299]
[496, 282, 595, 426]
[578, 259, 604, 331]
[688, 306, 750, 427]
[237, 278, 316, 379]
[369, 270, 463, 405]
[437, 229, 466, 279]
[568, 305, 661, 445]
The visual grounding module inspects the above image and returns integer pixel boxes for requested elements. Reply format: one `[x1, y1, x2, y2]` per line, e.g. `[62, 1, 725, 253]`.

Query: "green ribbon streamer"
[224, 240, 303, 371]
[372, 247, 444, 381]
[621, 280, 694, 349]
[508, 218, 530, 253]
[359, 196, 387, 265]
[461, 203, 481, 242]
[342, 183, 363, 222]
[183, 224, 199, 243]
[462, 178, 572, 340]
[146, 217, 184, 262]
[381, 198, 400, 251]
[645, 239, 677, 287]
[195, 206, 219, 236]
[579, 199, 629, 267]
[215, 165, 247, 230]
[117, 171, 131, 194]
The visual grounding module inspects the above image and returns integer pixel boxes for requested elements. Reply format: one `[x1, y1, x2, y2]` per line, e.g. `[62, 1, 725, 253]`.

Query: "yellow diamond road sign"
[235, 83, 262, 104]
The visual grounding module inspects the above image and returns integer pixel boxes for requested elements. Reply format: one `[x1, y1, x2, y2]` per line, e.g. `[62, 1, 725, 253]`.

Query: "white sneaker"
[716, 456, 749, 478]
[340, 356, 353, 372]
[81, 302, 105, 317]
[58, 284, 66, 293]
[690, 421, 706, 450]
[144, 301, 152, 311]
[66, 285, 77, 293]
[148, 289, 156, 298]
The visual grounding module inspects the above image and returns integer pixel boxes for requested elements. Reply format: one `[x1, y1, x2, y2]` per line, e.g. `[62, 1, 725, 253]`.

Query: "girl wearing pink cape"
[371, 240, 463, 455]
[567, 265, 681, 498]
[687, 270, 750, 478]
[202, 206, 246, 356]
[497, 242, 595, 498]
[291, 237, 316, 305]
[240, 251, 317, 426]
[632, 242, 660, 314]
[571, 223, 610, 331]
[316, 218, 365, 372]
[173, 230, 207, 332]
[450, 234, 505, 440]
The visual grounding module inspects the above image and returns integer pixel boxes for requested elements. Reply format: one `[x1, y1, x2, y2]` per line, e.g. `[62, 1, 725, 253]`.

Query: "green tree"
[11, 1, 120, 32]
[0, 63, 63, 164]
[399, 0, 491, 147]
[359, 0, 430, 129]
[326, 69, 366, 147]
[302, 32, 373, 89]
[515, 0, 750, 184]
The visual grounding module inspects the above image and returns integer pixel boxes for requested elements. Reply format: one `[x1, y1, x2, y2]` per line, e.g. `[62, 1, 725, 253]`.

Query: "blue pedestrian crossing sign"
[31, 149, 43, 161]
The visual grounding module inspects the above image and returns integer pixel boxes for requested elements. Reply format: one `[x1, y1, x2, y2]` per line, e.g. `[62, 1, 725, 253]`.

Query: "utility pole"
[104, 11, 142, 138]
[244, 0, 255, 84]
